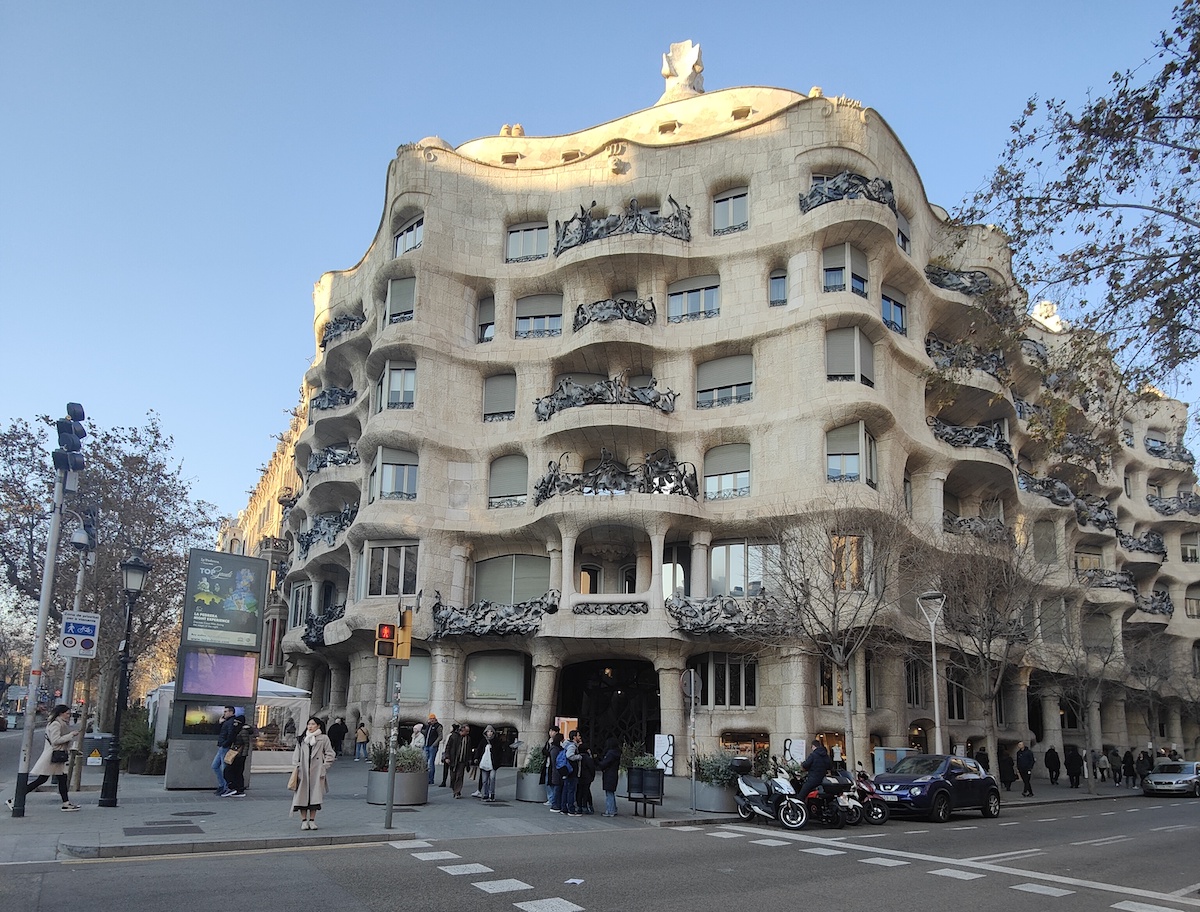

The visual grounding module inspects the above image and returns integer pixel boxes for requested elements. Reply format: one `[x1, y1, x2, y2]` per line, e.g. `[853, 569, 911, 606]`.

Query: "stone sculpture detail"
[555, 197, 691, 256]
[430, 589, 560, 638]
[534, 374, 677, 421]
[533, 448, 698, 506]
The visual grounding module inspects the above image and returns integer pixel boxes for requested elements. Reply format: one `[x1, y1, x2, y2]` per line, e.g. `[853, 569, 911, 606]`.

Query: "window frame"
[687, 651, 758, 708]
[358, 540, 419, 600]
[393, 215, 424, 257]
[375, 360, 417, 412]
[825, 326, 875, 387]
[505, 222, 549, 263]
[712, 187, 749, 235]
[769, 269, 788, 307]
[826, 422, 877, 487]
[667, 276, 721, 323]
[881, 285, 908, 336]
[369, 447, 418, 503]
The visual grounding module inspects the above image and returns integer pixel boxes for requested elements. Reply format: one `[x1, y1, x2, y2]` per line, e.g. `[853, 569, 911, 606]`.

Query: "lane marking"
[1113, 903, 1190, 912]
[1012, 883, 1074, 897]
[441, 863, 494, 875]
[390, 840, 431, 849]
[803, 847, 845, 856]
[949, 825, 978, 831]
[964, 848, 1044, 863]
[930, 868, 986, 880]
[751, 839, 790, 847]
[1151, 825, 1193, 833]
[514, 900, 584, 912]
[474, 879, 533, 894]
[670, 826, 702, 831]
[861, 857, 908, 867]
[904, 829, 930, 834]
[413, 851, 460, 861]
[707, 832, 744, 839]
[1037, 818, 1059, 822]
[998, 821, 1021, 826]
[1071, 836, 1131, 847]
[717, 825, 1200, 907]
[1169, 882, 1200, 898]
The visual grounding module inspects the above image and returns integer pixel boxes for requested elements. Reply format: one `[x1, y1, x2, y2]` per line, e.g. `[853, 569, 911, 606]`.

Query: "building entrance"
[559, 659, 660, 753]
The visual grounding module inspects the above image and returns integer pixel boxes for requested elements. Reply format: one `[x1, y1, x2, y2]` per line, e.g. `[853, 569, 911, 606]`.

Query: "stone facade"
[237, 48, 1200, 768]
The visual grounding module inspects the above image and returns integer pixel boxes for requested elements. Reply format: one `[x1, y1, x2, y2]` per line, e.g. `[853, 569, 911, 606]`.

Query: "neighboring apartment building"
[218, 399, 306, 681]
[248, 43, 1200, 766]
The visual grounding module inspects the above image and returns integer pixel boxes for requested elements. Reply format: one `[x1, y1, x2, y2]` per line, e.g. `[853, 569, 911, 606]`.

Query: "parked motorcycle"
[732, 756, 806, 830]
[836, 770, 890, 825]
[784, 766, 851, 829]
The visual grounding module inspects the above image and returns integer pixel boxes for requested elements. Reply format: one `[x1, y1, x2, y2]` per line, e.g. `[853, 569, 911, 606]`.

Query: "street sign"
[59, 610, 100, 659]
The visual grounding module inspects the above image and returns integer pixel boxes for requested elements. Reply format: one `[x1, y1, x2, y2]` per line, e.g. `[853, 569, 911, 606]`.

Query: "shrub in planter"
[516, 745, 547, 802]
[522, 745, 546, 775]
[624, 747, 661, 795]
[369, 741, 427, 772]
[692, 751, 740, 788]
[366, 743, 429, 805]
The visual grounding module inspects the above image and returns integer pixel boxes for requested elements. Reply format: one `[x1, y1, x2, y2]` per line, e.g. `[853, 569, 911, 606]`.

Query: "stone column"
[645, 531, 665, 606]
[329, 662, 350, 717]
[1039, 693, 1065, 781]
[449, 545, 470, 609]
[1102, 694, 1128, 751]
[1009, 668, 1032, 740]
[547, 541, 562, 596]
[913, 470, 946, 537]
[1087, 700, 1103, 757]
[294, 658, 318, 714]
[850, 649, 871, 771]
[559, 532, 577, 601]
[1165, 702, 1184, 754]
[657, 660, 687, 772]
[428, 642, 458, 720]
[527, 647, 564, 760]
[689, 530, 712, 598]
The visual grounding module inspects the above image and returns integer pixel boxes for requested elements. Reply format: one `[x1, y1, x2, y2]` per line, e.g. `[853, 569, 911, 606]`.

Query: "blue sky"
[0, 1, 1183, 518]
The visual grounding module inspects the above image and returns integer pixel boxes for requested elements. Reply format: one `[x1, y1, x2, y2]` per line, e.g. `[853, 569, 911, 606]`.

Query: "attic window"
[560, 149, 582, 162]
[658, 120, 681, 134]
[500, 152, 521, 165]
[731, 106, 752, 121]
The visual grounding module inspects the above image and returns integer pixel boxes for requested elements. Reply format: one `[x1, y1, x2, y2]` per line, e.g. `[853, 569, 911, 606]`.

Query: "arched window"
[483, 373, 517, 422]
[488, 455, 528, 508]
[703, 444, 751, 500]
[393, 215, 423, 257]
[825, 327, 874, 387]
[823, 243, 868, 298]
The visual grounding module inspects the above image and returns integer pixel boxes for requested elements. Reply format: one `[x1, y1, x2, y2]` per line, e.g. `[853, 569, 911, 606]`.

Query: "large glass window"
[1040, 598, 1066, 644]
[709, 541, 778, 598]
[825, 327, 875, 387]
[667, 275, 720, 323]
[506, 222, 548, 262]
[474, 554, 551, 604]
[488, 454, 528, 508]
[477, 296, 495, 343]
[687, 652, 757, 707]
[384, 277, 416, 325]
[1181, 531, 1199, 563]
[896, 211, 911, 254]
[1073, 547, 1103, 571]
[713, 187, 749, 234]
[662, 542, 690, 599]
[514, 294, 562, 338]
[696, 355, 753, 409]
[830, 533, 863, 591]
[360, 542, 418, 598]
[905, 657, 926, 707]
[703, 444, 751, 501]
[288, 582, 311, 629]
[393, 216, 423, 257]
[369, 448, 418, 502]
[820, 658, 843, 706]
[376, 360, 416, 411]
[826, 422, 877, 487]
[823, 243, 868, 298]
[881, 285, 907, 336]
[946, 667, 967, 721]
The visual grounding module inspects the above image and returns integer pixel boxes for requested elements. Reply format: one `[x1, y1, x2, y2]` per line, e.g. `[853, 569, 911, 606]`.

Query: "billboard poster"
[181, 548, 268, 651]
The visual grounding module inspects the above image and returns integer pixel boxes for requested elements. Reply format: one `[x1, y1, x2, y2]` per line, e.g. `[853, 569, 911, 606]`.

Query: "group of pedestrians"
[212, 705, 254, 798]
[538, 727, 620, 817]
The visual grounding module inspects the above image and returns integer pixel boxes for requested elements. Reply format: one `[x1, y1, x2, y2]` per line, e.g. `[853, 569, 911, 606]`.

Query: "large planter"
[689, 781, 737, 813]
[516, 771, 544, 802]
[367, 769, 429, 806]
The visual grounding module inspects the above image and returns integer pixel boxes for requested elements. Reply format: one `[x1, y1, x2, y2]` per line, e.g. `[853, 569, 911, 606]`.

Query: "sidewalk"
[0, 748, 1143, 864]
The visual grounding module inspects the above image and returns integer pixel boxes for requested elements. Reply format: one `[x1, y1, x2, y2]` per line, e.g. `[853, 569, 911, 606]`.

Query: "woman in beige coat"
[4, 703, 81, 811]
[291, 716, 335, 830]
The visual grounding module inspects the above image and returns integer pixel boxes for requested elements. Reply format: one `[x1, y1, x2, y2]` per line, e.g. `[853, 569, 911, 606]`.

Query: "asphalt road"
[4, 799, 1198, 912]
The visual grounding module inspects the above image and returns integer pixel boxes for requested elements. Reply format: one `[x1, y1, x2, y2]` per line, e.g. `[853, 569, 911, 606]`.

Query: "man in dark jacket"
[1044, 746, 1061, 784]
[446, 723, 472, 797]
[1016, 741, 1036, 797]
[796, 737, 832, 799]
[213, 706, 237, 795]
[1064, 746, 1084, 788]
[326, 718, 348, 757]
[597, 737, 621, 817]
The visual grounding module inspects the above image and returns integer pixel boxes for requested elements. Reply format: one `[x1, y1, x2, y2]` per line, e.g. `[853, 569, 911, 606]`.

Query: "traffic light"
[374, 623, 397, 658]
[51, 403, 87, 473]
[394, 609, 413, 661]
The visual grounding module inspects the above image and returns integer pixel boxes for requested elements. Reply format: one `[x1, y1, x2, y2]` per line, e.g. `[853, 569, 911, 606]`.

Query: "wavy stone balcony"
[534, 374, 677, 422]
[1116, 528, 1167, 558]
[301, 602, 346, 648]
[798, 171, 897, 216]
[1145, 438, 1195, 465]
[307, 443, 360, 477]
[925, 265, 995, 297]
[430, 589, 560, 638]
[928, 416, 1014, 463]
[1135, 590, 1174, 616]
[1147, 492, 1200, 517]
[664, 594, 782, 634]
[1076, 567, 1137, 595]
[308, 388, 357, 423]
[296, 504, 358, 559]
[554, 196, 692, 257]
[943, 512, 1011, 542]
[320, 314, 365, 350]
[925, 334, 1005, 382]
[573, 296, 656, 332]
[533, 448, 698, 506]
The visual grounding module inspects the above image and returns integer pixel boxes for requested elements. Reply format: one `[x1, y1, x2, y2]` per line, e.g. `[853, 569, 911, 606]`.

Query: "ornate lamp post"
[98, 547, 152, 808]
[917, 590, 947, 755]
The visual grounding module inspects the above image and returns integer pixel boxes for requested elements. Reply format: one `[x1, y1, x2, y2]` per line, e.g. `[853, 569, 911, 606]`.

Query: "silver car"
[1142, 761, 1200, 797]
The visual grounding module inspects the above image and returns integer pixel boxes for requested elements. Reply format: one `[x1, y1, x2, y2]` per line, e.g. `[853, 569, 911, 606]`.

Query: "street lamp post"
[98, 548, 152, 808]
[917, 590, 947, 755]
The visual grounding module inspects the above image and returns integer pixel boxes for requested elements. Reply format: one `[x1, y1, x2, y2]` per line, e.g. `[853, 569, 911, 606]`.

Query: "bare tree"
[1034, 601, 1125, 795]
[1122, 626, 1176, 756]
[932, 522, 1053, 777]
[724, 488, 928, 770]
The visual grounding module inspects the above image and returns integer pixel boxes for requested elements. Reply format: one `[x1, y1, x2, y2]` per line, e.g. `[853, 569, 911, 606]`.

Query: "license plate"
[881, 794, 898, 802]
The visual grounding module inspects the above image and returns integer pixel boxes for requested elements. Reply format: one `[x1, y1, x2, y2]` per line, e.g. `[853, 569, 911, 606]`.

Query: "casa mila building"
[250, 43, 1200, 769]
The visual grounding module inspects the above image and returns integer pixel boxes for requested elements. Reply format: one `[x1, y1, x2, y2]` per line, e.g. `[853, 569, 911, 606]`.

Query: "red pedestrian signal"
[374, 623, 397, 657]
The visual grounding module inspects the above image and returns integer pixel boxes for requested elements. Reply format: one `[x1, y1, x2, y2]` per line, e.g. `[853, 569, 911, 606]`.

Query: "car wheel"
[981, 790, 1001, 818]
[865, 798, 890, 825]
[736, 802, 753, 821]
[928, 792, 951, 824]
[780, 800, 806, 830]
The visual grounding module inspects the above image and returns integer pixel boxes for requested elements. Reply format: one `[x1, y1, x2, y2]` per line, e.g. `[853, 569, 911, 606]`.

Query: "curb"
[58, 831, 412, 860]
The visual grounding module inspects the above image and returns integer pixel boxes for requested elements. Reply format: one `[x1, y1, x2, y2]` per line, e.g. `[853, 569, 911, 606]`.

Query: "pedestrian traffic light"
[374, 623, 397, 658]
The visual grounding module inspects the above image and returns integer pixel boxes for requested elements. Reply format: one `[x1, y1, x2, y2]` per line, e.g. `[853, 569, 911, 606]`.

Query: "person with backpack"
[558, 729, 583, 816]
